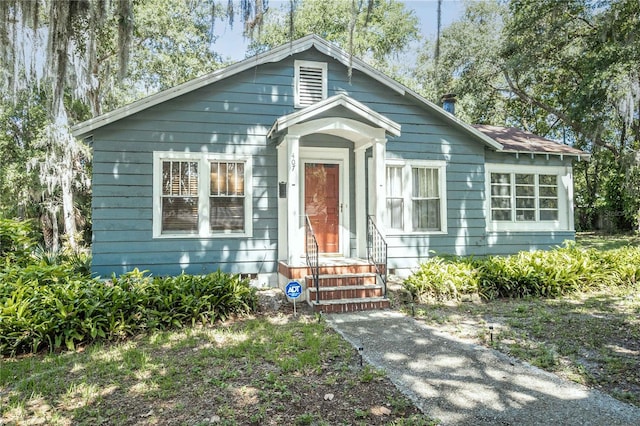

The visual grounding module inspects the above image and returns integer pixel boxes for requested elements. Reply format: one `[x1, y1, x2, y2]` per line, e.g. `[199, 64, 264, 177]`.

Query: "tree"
[0, 1, 134, 249]
[413, 0, 639, 231]
[246, 0, 419, 68]
[0, 0, 273, 249]
[0, 89, 47, 220]
[501, 0, 640, 230]
[412, 0, 508, 125]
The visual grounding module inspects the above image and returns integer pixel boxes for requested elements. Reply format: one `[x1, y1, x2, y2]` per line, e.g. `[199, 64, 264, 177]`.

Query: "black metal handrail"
[305, 215, 320, 304]
[367, 215, 388, 298]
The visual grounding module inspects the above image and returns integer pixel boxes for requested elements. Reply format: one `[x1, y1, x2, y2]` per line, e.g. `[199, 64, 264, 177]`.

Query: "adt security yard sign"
[285, 281, 302, 316]
[285, 281, 302, 299]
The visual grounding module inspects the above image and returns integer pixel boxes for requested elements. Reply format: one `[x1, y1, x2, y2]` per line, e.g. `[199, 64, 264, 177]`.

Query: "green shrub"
[404, 245, 640, 302]
[33, 245, 92, 276]
[599, 246, 640, 285]
[478, 245, 613, 299]
[404, 257, 480, 302]
[0, 218, 39, 266]
[0, 266, 257, 356]
[111, 270, 257, 330]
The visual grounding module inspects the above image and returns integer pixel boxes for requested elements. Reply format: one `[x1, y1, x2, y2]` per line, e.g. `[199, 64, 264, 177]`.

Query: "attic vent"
[295, 60, 327, 108]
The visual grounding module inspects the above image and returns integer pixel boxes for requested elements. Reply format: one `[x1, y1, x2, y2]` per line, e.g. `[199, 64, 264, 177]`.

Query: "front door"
[304, 163, 340, 253]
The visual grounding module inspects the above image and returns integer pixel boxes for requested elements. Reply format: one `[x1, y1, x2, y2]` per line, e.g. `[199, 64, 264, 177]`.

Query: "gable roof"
[70, 34, 502, 150]
[70, 34, 586, 160]
[267, 93, 401, 138]
[473, 125, 588, 159]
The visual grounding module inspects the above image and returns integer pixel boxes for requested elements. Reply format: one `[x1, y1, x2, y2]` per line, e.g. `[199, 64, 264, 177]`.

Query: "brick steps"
[309, 273, 377, 287]
[305, 272, 388, 313]
[279, 261, 375, 280]
[279, 259, 389, 313]
[308, 284, 384, 301]
[309, 297, 390, 313]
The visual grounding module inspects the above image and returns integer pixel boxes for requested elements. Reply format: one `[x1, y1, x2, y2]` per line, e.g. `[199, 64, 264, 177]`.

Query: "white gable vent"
[295, 60, 327, 108]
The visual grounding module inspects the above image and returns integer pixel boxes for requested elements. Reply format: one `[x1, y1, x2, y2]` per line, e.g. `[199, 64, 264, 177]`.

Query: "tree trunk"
[60, 156, 76, 249]
[51, 208, 59, 252]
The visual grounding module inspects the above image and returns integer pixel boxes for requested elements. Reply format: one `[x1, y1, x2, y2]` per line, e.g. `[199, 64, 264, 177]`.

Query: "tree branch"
[502, 68, 619, 156]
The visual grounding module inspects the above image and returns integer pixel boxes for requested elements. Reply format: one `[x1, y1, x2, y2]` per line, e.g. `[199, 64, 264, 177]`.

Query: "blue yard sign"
[285, 281, 302, 316]
[285, 281, 302, 299]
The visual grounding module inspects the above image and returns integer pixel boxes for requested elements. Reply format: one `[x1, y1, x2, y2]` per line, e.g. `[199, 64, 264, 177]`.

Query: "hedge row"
[0, 267, 257, 356]
[0, 218, 257, 356]
[403, 244, 640, 302]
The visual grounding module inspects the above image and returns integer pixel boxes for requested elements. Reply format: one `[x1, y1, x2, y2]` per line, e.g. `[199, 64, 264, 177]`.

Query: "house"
[72, 35, 587, 311]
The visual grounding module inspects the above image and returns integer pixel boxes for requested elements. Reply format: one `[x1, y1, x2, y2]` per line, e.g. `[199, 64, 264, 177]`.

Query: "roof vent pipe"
[441, 93, 457, 115]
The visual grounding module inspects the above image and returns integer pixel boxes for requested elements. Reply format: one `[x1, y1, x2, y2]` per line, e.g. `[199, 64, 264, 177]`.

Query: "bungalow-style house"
[72, 35, 587, 312]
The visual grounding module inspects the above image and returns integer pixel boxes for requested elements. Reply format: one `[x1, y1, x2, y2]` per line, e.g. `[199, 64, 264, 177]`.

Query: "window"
[490, 173, 511, 221]
[210, 161, 245, 231]
[385, 161, 447, 233]
[161, 160, 199, 232]
[486, 164, 568, 231]
[385, 166, 403, 230]
[294, 60, 327, 107]
[153, 152, 252, 238]
[490, 172, 558, 222]
[539, 174, 559, 220]
[412, 167, 441, 231]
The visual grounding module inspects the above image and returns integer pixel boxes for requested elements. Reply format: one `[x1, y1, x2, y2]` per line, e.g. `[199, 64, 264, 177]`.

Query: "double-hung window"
[486, 164, 568, 231]
[161, 160, 200, 232]
[385, 160, 447, 233]
[153, 152, 252, 238]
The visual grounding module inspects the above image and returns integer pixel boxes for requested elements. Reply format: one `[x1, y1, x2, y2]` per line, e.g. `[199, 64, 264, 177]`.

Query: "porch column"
[355, 146, 368, 258]
[372, 138, 387, 232]
[276, 143, 287, 260]
[285, 134, 301, 264]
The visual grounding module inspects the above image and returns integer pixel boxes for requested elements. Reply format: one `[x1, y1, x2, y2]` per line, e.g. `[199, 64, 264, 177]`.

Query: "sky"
[212, 0, 466, 61]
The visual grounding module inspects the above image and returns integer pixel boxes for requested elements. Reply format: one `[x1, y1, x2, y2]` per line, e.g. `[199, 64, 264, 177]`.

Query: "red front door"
[305, 163, 340, 253]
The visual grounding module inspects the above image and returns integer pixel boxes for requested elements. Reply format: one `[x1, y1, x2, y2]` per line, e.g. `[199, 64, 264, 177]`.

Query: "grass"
[1, 313, 435, 425]
[405, 232, 640, 406]
[575, 231, 640, 251]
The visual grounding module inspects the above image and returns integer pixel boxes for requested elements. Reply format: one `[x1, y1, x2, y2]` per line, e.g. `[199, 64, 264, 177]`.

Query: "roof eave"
[267, 94, 401, 139]
[500, 149, 591, 161]
[72, 35, 409, 138]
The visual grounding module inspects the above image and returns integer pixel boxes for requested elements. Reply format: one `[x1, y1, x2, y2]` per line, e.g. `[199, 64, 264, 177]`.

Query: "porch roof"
[267, 94, 401, 139]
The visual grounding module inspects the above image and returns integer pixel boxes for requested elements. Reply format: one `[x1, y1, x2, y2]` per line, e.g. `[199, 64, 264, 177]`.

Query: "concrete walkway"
[327, 310, 640, 426]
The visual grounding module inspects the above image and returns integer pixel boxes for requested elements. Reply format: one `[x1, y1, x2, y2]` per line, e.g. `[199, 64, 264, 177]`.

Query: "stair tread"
[310, 297, 389, 305]
[308, 284, 382, 292]
[306, 272, 377, 279]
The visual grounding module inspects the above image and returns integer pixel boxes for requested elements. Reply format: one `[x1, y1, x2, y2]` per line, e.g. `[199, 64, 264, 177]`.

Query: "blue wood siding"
[91, 61, 291, 277]
[90, 46, 576, 276]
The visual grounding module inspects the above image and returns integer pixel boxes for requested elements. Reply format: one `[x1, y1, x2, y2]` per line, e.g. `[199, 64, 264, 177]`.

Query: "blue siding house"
[72, 35, 587, 291]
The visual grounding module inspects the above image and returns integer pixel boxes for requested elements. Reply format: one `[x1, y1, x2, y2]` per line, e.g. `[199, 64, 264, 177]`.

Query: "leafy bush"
[0, 218, 39, 266]
[404, 257, 480, 302]
[478, 245, 614, 299]
[599, 246, 640, 286]
[405, 245, 640, 302]
[0, 266, 257, 356]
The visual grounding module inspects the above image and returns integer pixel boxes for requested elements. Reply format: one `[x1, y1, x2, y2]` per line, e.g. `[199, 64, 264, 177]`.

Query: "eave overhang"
[267, 94, 401, 139]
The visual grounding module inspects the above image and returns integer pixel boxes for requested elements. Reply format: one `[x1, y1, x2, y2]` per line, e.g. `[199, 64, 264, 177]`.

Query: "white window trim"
[153, 151, 253, 239]
[294, 60, 328, 108]
[485, 163, 570, 232]
[384, 159, 448, 235]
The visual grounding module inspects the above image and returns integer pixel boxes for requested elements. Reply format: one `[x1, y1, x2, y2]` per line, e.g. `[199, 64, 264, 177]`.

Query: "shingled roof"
[473, 125, 589, 159]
